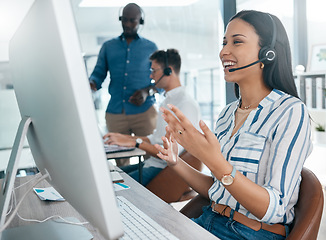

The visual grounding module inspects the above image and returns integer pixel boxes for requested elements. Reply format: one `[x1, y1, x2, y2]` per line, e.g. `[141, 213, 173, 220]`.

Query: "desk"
[106, 148, 146, 184]
[5, 173, 218, 239]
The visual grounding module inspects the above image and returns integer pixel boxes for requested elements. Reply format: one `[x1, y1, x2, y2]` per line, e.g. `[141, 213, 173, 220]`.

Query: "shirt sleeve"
[261, 102, 313, 223]
[178, 100, 201, 131]
[175, 101, 200, 154]
[89, 44, 109, 90]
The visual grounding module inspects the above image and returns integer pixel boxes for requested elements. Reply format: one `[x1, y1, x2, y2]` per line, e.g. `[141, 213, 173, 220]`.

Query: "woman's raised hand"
[155, 130, 179, 166]
[160, 104, 223, 169]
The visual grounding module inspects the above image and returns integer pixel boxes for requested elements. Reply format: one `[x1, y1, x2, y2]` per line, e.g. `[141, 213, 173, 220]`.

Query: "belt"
[211, 202, 286, 237]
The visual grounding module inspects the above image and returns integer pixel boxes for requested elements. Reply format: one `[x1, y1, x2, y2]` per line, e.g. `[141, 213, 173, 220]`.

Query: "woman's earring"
[260, 62, 265, 69]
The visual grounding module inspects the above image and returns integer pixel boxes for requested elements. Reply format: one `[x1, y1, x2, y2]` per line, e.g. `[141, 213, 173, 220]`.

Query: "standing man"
[89, 3, 158, 166]
[103, 49, 201, 186]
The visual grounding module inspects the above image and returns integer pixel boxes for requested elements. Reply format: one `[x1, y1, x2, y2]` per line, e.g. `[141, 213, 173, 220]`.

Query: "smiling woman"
[155, 10, 313, 240]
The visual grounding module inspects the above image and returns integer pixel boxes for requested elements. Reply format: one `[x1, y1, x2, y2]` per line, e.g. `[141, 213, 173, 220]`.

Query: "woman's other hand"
[161, 104, 223, 170]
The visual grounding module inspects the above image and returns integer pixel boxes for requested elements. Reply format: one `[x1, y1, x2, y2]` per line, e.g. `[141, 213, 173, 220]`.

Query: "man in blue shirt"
[90, 3, 158, 166]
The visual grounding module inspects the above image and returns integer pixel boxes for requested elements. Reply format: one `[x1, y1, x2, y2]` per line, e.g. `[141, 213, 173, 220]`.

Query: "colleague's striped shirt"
[208, 89, 313, 224]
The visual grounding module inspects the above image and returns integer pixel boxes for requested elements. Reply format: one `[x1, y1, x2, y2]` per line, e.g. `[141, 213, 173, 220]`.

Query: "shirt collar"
[258, 89, 285, 108]
[165, 86, 185, 98]
[237, 89, 285, 110]
[119, 33, 140, 41]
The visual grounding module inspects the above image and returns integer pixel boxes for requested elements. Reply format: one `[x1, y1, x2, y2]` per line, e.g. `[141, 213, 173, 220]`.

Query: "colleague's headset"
[150, 50, 172, 86]
[129, 50, 171, 105]
[163, 50, 172, 76]
[118, 6, 145, 25]
[229, 13, 277, 72]
[153, 50, 172, 86]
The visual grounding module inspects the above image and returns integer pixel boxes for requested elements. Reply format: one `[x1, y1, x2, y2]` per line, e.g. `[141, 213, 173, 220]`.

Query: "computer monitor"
[0, 0, 124, 239]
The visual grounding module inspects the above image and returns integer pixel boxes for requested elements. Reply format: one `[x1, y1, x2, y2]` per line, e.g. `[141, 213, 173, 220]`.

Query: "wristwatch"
[220, 166, 236, 186]
[135, 138, 143, 148]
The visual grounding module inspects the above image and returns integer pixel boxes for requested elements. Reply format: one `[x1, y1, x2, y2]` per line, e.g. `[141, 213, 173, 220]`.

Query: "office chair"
[180, 167, 324, 240]
[145, 151, 203, 203]
[287, 167, 324, 239]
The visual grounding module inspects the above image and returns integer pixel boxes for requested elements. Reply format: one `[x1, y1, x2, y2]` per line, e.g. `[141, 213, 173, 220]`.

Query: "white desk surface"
[5, 172, 218, 240]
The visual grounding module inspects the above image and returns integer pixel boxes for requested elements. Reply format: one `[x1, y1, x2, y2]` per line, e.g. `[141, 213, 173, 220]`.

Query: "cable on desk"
[16, 212, 89, 226]
[14, 174, 40, 190]
[0, 173, 50, 233]
[2, 173, 89, 232]
[5, 174, 40, 216]
[11, 189, 89, 226]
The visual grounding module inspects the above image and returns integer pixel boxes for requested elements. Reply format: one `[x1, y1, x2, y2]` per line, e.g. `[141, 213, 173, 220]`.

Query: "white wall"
[0, 0, 34, 61]
[0, 42, 9, 62]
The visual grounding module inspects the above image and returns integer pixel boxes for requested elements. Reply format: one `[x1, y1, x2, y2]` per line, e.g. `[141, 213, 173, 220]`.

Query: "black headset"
[163, 50, 172, 76]
[118, 6, 145, 25]
[258, 13, 277, 64]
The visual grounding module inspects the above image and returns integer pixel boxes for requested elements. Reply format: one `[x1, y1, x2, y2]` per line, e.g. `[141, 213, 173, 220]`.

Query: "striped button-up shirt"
[208, 89, 312, 224]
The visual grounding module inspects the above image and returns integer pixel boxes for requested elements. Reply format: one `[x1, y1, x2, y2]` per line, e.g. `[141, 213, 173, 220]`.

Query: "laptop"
[104, 144, 135, 154]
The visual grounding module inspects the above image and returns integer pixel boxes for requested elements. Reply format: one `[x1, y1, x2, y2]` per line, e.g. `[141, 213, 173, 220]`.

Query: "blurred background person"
[89, 3, 158, 166]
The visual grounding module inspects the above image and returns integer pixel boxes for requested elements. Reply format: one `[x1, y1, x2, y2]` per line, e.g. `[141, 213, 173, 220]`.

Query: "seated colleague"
[103, 49, 200, 186]
[156, 10, 312, 240]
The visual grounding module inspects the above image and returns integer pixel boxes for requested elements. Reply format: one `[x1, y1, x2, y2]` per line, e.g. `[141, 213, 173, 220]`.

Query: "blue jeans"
[120, 163, 162, 186]
[192, 205, 289, 240]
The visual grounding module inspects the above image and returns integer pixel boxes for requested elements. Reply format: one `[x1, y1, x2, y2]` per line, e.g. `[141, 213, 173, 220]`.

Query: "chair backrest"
[145, 151, 203, 203]
[287, 167, 324, 240]
[179, 193, 210, 219]
[180, 167, 324, 240]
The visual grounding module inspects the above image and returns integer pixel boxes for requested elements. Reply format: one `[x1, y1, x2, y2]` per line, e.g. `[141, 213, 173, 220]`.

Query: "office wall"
[0, 0, 34, 60]
[73, 0, 226, 129]
[0, 43, 9, 62]
[73, 0, 223, 73]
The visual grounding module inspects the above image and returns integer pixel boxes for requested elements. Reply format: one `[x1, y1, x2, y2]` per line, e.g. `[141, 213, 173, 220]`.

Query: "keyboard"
[104, 144, 135, 154]
[116, 196, 179, 240]
[107, 161, 124, 183]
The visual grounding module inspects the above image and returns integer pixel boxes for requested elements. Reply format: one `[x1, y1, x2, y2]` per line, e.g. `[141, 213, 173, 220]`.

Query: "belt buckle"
[211, 202, 220, 214]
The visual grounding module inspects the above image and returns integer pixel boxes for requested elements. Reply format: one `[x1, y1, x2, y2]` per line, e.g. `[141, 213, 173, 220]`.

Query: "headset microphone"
[154, 74, 165, 85]
[228, 49, 275, 72]
[228, 59, 263, 72]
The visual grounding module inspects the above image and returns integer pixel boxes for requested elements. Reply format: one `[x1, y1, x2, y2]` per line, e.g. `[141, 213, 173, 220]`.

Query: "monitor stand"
[0, 116, 32, 230]
[0, 117, 93, 240]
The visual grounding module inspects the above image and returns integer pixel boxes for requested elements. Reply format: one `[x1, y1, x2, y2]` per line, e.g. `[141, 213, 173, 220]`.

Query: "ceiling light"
[79, 0, 199, 7]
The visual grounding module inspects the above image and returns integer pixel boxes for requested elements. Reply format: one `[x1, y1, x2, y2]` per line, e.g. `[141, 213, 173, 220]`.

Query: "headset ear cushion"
[119, 17, 144, 25]
[164, 67, 172, 76]
[259, 46, 276, 64]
